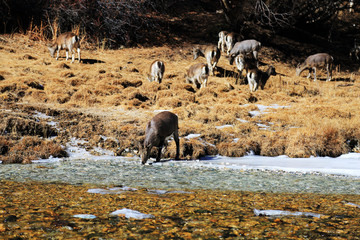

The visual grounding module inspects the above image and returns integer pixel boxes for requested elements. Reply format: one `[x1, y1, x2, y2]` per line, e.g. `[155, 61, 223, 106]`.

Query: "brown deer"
[193, 46, 220, 76]
[186, 63, 209, 89]
[218, 31, 228, 53]
[140, 111, 180, 165]
[48, 32, 81, 63]
[296, 53, 333, 81]
[225, 32, 238, 55]
[229, 39, 261, 65]
[247, 66, 276, 92]
[147, 60, 165, 83]
[234, 53, 257, 84]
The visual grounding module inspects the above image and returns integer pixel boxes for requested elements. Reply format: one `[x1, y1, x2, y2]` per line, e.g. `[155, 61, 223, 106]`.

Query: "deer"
[225, 32, 238, 55]
[193, 46, 221, 76]
[234, 53, 257, 84]
[247, 66, 276, 92]
[218, 31, 228, 53]
[296, 53, 333, 81]
[48, 32, 81, 63]
[186, 63, 209, 89]
[147, 60, 165, 83]
[229, 39, 261, 66]
[140, 111, 180, 165]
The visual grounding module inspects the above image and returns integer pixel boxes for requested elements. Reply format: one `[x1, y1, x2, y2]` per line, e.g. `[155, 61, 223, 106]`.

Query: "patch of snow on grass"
[110, 208, 154, 219]
[249, 104, 290, 117]
[216, 125, 233, 129]
[184, 134, 201, 139]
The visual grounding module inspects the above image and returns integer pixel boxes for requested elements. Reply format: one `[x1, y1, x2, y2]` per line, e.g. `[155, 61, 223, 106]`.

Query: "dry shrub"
[217, 142, 247, 157]
[316, 125, 348, 157]
[0, 116, 57, 138]
[259, 132, 286, 156]
[1, 136, 67, 164]
[285, 129, 318, 158]
[176, 138, 207, 160]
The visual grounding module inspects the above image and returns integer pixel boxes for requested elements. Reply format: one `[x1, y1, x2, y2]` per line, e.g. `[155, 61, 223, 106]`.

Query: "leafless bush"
[220, 0, 353, 33]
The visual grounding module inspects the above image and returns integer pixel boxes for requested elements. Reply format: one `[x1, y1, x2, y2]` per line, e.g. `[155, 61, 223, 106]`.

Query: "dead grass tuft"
[0, 115, 57, 138]
[1, 136, 67, 164]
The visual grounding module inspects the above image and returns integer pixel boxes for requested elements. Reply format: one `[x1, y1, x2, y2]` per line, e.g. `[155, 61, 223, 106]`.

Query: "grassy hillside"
[1, 30, 360, 163]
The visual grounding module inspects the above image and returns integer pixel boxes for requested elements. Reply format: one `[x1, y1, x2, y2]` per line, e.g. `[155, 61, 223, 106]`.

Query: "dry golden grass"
[1, 33, 360, 162]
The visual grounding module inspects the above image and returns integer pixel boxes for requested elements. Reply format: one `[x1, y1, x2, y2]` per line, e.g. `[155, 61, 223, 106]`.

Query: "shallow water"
[1, 156, 359, 195]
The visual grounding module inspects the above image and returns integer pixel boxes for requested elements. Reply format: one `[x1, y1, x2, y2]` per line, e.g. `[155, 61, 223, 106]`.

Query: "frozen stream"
[1, 147, 359, 194]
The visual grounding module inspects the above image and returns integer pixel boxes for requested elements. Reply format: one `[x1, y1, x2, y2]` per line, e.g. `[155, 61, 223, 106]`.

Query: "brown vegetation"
[1, 32, 360, 163]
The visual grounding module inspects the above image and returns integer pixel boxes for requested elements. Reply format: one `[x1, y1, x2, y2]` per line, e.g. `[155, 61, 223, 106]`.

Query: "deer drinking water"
[147, 60, 165, 83]
[140, 111, 180, 165]
[229, 39, 261, 65]
[193, 46, 220, 76]
[186, 63, 209, 89]
[247, 66, 276, 92]
[48, 32, 81, 63]
[296, 53, 333, 81]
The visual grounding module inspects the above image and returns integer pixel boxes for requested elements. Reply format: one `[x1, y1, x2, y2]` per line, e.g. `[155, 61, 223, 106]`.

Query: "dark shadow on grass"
[215, 66, 238, 78]
[81, 59, 105, 64]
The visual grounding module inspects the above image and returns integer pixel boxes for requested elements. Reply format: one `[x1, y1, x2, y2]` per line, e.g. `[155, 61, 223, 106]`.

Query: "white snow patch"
[110, 208, 154, 219]
[216, 125, 233, 129]
[237, 118, 249, 123]
[254, 209, 323, 218]
[249, 104, 290, 117]
[33, 111, 52, 119]
[199, 153, 360, 177]
[184, 134, 201, 139]
[73, 214, 97, 219]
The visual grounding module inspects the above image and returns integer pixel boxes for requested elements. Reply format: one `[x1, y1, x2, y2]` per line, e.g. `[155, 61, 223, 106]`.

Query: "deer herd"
[47, 31, 341, 164]
[47, 30, 336, 94]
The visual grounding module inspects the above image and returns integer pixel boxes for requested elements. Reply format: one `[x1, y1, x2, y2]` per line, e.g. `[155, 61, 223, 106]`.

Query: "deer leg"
[56, 49, 60, 60]
[201, 76, 208, 88]
[313, 67, 317, 81]
[156, 146, 162, 162]
[77, 48, 81, 63]
[70, 48, 75, 63]
[212, 62, 217, 76]
[173, 130, 180, 160]
[326, 64, 332, 81]
[307, 69, 312, 79]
